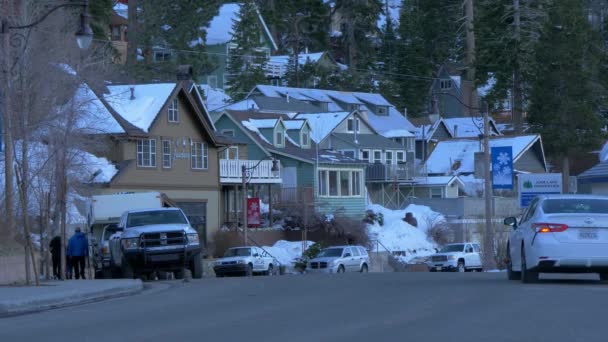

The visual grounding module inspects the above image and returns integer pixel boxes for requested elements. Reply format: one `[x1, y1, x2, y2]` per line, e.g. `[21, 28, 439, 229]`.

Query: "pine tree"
[475, 0, 549, 133]
[226, 1, 269, 100]
[378, 4, 400, 106]
[130, 0, 221, 81]
[528, 0, 606, 192]
[395, 0, 462, 116]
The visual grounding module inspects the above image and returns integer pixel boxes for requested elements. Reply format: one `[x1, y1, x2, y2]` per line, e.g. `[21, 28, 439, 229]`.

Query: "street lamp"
[1, 0, 93, 281]
[241, 158, 280, 245]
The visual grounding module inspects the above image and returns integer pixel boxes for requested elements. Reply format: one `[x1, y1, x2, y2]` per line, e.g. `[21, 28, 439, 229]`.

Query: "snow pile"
[262, 240, 314, 271]
[366, 203, 446, 262]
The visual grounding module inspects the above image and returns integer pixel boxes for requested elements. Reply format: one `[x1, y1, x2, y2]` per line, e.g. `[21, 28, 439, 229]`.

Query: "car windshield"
[317, 248, 344, 258]
[542, 199, 608, 214]
[224, 248, 251, 257]
[440, 244, 465, 253]
[126, 210, 187, 228]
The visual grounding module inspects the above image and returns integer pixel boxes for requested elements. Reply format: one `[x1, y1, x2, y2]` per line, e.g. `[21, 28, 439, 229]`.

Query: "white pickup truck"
[213, 246, 277, 277]
[86, 192, 171, 278]
[426, 242, 483, 272]
[109, 208, 203, 279]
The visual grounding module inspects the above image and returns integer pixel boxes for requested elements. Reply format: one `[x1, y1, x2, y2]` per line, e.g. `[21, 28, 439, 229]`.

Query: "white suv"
[307, 246, 370, 273]
[214, 247, 277, 277]
[427, 243, 483, 272]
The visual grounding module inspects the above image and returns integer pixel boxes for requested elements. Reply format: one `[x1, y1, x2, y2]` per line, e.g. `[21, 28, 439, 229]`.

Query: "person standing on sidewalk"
[49, 236, 62, 280]
[67, 227, 89, 279]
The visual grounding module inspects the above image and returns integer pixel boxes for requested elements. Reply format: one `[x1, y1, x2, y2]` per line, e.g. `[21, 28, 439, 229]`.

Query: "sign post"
[518, 173, 563, 208]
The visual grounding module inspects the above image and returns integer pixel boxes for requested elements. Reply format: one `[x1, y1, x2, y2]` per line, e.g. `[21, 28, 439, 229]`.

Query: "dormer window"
[275, 131, 284, 147]
[168, 98, 179, 123]
[301, 131, 310, 147]
[377, 106, 387, 116]
[440, 79, 452, 90]
[347, 118, 360, 133]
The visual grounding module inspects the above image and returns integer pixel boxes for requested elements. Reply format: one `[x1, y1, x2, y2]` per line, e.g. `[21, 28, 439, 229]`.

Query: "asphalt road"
[1, 272, 607, 342]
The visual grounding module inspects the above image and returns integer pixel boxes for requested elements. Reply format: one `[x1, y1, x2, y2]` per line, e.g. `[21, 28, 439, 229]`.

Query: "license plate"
[579, 230, 599, 240]
[436, 266, 442, 271]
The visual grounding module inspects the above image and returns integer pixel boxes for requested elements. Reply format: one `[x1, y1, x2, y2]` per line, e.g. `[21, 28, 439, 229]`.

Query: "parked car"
[307, 246, 369, 273]
[504, 195, 608, 283]
[213, 246, 277, 277]
[426, 243, 483, 272]
[109, 208, 203, 279]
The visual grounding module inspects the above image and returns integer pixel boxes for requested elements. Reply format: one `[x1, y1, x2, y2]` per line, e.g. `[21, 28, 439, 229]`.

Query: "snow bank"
[262, 240, 314, 272]
[366, 203, 446, 261]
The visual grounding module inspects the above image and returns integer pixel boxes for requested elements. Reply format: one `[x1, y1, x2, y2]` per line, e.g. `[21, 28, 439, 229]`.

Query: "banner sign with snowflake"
[491, 146, 513, 190]
[247, 198, 261, 228]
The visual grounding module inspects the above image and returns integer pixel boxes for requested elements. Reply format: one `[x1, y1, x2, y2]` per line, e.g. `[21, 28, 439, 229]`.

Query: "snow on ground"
[262, 240, 314, 272]
[366, 203, 446, 263]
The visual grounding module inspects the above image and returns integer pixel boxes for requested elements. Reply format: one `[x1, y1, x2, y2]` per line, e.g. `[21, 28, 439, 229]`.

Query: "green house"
[214, 110, 367, 220]
[203, 3, 277, 89]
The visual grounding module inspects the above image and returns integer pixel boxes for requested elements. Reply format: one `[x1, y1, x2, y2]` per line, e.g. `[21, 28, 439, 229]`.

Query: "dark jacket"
[50, 236, 61, 256]
[67, 232, 89, 257]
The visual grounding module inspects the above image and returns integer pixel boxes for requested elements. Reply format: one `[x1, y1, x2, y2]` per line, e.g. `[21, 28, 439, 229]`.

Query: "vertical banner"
[247, 198, 261, 228]
[491, 146, 513, 190]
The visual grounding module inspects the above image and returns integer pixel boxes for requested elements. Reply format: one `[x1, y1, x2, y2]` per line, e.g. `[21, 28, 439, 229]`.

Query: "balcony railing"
[220, 159, 282, 184]
[366, 163, 411, 182]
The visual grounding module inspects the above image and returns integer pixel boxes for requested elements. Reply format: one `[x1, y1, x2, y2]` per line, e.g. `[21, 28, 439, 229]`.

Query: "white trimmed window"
[318, 168, 363, 197]
[430, 187, 443, 199]
[360, 149, 370, 162]
[385, 151, 393, 165]
[440, 79, 452, 90]
[137, 139, 157, 167]
[301, 131, 310, 147]
[275, 131, 284, 147]
[168, 98, 179, 123]
[396, 151, 405, 163]
[162, 140, 172, 168]
[224, 146, 238, 160]
[373, 150, 382, 163]
[347, 118, 360, 133]
[191, 142, 208, 169]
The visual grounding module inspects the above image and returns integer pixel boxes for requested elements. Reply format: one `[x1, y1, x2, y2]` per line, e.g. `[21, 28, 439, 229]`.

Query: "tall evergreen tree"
[226, 1, 269, 100]
[395, 0, 462, 116]
[378, 4, 400, 106]
[130, 0, 221, 81]
[528, 0, 606, 191]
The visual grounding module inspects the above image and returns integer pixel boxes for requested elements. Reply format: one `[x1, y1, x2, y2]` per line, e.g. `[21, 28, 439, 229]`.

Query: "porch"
[220, 159, 282, 184]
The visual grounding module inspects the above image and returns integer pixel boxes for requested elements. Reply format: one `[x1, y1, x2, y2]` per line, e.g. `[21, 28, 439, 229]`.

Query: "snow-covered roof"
[103, 83, 177, 133]
[113, 3, 128, 20]
[248, 118, 278, 129]
[283, 120, 305, 130]
[199, 84, 232, 112]
[449, 76, 461, 89]
[205, 3, 277, 49]
[70, 84, 124, 134]
[268, 52, 325, 67]
[294, 112, 350, 143]
[252, 85, 416, 137]
[425, 135, 542, 175]
[241, 120, 270, 144]
[412, 176, 464, 187]
[224, 98, 259, 111]
[441, 117, 500, 138]
[377, 0, 401, 30]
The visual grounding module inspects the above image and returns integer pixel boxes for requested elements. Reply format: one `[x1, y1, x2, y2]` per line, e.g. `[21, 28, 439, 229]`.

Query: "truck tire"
[246, 264, 253, 277]
[121, 258, 135, 279]
[191, 255, 203, 279]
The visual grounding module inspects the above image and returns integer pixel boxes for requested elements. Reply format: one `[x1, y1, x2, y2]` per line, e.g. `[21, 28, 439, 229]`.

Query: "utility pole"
[482, 102, 496, 269]
[464, 0, 478, 115]
[513, 0, 523, 134]
[1, 16, 15, 239]
[242, 165, 248, 246]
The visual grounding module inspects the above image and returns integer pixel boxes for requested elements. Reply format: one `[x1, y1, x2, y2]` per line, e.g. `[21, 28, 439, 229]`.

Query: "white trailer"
[86, 192, 173, 278]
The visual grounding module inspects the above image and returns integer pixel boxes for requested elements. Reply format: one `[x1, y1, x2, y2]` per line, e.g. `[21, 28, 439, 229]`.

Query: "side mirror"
[504, 217, 518, 229]
[344, 253, 352, 258]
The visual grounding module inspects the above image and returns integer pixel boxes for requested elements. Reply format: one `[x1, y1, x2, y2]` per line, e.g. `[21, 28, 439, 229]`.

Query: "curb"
[0, 280, 144, 318]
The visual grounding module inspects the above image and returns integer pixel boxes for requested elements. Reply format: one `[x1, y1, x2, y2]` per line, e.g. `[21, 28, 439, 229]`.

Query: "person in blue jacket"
[67, 227, 89, 279]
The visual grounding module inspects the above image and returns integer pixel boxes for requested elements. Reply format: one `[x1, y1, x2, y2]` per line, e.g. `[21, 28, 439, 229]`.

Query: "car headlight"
[237, 259, 246, 264]
[448, 255, 456, 260]
[121, 238, 139, 250]
[187, 233, 200, 245]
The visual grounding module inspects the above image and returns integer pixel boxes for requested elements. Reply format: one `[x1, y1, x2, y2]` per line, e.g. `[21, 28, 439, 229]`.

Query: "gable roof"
[214, 111, 272, 157]
[425, 135, 546, 175]
[440, 117, 501, 138]
[70, 83, 125, 134]
[411, 175, 465, 188]
[251, 85, 416, 138]
[205, 3, 277, 50]
[103, 83, 177, 133]
[283, 120, 306, 130]
[294, 112, 351, 143]
[199, 84, 232, 112]
[578, 162, 608, 183]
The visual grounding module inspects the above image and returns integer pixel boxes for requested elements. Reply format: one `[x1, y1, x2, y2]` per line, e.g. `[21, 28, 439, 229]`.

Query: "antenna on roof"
[129, 86, 135, 100]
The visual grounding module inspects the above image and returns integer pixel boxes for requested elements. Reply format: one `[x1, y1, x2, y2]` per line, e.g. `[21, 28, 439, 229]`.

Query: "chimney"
[176, 64, 193, 80]
[129, 86, 135, 100]
[453, 124, 459, 138]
